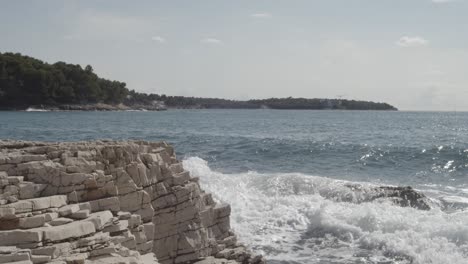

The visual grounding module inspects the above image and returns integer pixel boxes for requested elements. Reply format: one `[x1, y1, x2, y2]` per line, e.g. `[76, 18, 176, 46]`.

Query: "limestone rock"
[43, 221, 96, 242]
[0, 140, 265, 264]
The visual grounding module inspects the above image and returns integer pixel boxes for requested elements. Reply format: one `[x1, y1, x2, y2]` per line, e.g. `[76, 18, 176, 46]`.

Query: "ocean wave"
[25, 107, 49, 112]
[183, 156, 468, 264]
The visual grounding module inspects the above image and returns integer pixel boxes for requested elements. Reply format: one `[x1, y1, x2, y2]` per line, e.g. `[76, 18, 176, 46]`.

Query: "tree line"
[0, 52, 397, 110]
[0, 52, 128, 107]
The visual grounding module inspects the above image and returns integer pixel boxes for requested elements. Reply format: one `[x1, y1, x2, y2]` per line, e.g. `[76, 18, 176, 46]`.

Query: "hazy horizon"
[2, 0, 468, 111]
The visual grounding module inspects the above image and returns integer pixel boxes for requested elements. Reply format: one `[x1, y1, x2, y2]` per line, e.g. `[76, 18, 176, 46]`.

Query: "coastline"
[0, 104, 399, 112]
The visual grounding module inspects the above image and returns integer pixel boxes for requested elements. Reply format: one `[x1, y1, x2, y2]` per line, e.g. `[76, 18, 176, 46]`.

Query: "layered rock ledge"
[0, 140, 264, 264]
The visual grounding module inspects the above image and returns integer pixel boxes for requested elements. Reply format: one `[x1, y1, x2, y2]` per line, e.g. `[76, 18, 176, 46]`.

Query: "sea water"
[1, 110, 468, 263]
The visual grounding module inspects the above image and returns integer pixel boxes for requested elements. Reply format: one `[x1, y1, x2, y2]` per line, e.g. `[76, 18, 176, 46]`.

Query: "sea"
[1, 109, 468, 264]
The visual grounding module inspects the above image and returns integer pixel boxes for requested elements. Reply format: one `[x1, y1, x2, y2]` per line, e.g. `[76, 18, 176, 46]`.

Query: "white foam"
[25, 107, 49, 112]
[183, 157, 468, 264]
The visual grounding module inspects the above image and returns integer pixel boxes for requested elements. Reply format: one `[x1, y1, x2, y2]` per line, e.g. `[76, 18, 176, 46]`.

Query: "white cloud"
[200, 38, 222, 44]
[65, 10, 158, 41]
[250, 13, 272, 18]
[151, 36, 166, 43]
[396, 36, 429, 47]
[431, 0, 455, 3]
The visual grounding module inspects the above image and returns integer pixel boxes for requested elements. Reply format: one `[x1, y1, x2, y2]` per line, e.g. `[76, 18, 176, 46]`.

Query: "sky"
[1, 0, 468, 111]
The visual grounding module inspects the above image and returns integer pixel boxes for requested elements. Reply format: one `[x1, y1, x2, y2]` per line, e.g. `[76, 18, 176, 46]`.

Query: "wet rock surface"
[343, 184, 432, 210]
[0, 140, 265, 264]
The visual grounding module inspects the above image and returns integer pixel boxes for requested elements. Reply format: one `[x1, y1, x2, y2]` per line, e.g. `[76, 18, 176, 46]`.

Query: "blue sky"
[1, 0, 468, 110]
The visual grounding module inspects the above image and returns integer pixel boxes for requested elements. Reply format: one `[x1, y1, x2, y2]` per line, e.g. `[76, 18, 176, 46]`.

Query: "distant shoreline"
[1, 52, 398, 112]
[0, 104, 399, 112]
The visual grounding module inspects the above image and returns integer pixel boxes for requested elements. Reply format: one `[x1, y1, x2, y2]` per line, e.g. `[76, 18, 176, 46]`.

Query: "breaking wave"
[183, 157, 468, 264]
[25, 107, 49, 112]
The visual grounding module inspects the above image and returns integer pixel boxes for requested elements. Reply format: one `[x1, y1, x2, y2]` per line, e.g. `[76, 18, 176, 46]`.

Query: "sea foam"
[183, 157, 468, 264]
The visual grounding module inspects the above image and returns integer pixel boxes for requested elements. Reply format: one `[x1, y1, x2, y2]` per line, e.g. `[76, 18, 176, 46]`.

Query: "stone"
[102, 220, 129, 233]
[0, 246, 18, 253]
[58, 204, 80, 217]
[18, 182, 47, 200]
[128, 215, 141, 229]
[117, 211, 131, 220]
[32, 196, 68, 211]
[19, 215, 46, 229]
[0, 140, 264, 264]
[0, 251, 31, 263]
[49, 218, 74, 226]
[88, 197, 120, 213]
[64, 253, 88, 264]
[76, 232, 110, 248]
[31, 242, 72, 258]
[172, 171, 191, 186]
[5, 185, 20, 195]
[0, 207, 16, 219]
[84, 211, 113, 230]
[8, 195, 19, 203]
[0, 229, 43, 246]
[44, 212, 59, 222]
[193, 257, 238, 264]
[4, 200, 33, 214]
[142, 223, 155, 241]
[43, 221, 96, 242]
[70, 209, 90, 220]
[30, 254, 51, 264]
[8, 176, 24, 184]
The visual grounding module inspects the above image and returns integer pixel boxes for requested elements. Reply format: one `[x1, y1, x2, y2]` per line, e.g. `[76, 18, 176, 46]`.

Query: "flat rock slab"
[49, 218, 74, 226]
[0, 229, 43, 246]
[43, 221, 96, 242]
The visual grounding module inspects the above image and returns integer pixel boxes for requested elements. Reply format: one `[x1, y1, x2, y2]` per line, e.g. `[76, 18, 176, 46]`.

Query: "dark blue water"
[1, 110, 467, 188]
[2, 110, 468, 263]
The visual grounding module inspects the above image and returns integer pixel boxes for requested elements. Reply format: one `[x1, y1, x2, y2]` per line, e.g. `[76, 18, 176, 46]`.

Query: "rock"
[193, 256, 238, 264]
[64, 253, 88, 264]
[374, 186, 432, 210]
[30, 254, 51, 264]
[0, 229, 43, 246]
[44, 212, 59, 222]
[0, 140, 264, 264]
[58, 204, 80, 217]
[106, 221, 130, 234]
[43, 221, 96, 242]
[18, 182, 47, 200]
[117, 211, 131, 220]
[70, 210, 90, 220]
[88, 197, 120, 213]
[49, 218, 74, 226]
[0, 252, 31, 263]
[84, 211, 113, 230]
[31, 242, 72, 259]
[8, 176, 24, 184]
[0, 207, 16, 219]
[19, 215, 46, 229]
[344, 185, 432, 210]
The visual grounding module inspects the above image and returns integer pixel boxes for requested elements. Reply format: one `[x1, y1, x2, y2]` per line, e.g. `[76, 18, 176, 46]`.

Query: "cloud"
[64, 10, 158, 41]
[200, 38, 222, 44]
[151, 36, 166, 43]
[431, 0, 455, 3]
[396, 36, 429, 47]
[250, 13, 272, 18]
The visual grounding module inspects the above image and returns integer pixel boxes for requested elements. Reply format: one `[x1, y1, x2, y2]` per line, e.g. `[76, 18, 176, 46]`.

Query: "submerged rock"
[372, 186, 431, 210]
[344, 184, 432, 210]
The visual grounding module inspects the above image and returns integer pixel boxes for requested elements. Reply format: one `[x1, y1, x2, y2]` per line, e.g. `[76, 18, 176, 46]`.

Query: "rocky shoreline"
[0, 140, 264, 264]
